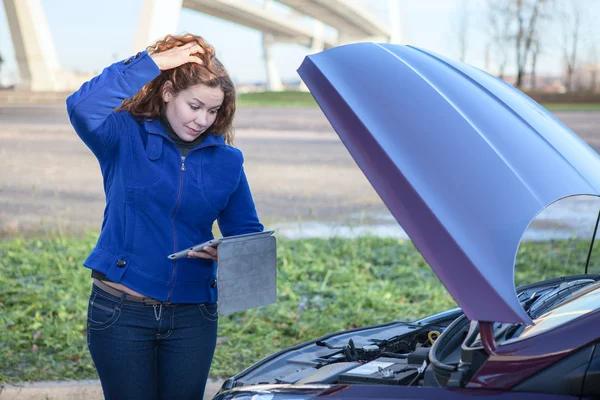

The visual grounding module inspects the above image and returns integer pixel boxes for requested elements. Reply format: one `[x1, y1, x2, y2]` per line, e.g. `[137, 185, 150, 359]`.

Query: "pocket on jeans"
[197, 303, 219, 321]
[88, 292, 121, 329]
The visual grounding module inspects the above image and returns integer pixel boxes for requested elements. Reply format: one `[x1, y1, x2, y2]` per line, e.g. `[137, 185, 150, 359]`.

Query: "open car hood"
[297, 43, 600, 325]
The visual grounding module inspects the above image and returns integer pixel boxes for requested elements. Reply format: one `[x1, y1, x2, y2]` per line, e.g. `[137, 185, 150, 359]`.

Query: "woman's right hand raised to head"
[150, 42, 205, 71]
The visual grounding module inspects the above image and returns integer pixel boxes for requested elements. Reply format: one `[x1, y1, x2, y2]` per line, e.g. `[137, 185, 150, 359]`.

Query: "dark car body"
[215, 43, 600, 399]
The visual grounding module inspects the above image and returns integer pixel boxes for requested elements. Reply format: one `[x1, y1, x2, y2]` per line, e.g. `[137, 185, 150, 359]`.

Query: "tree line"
[457, 0, 598, 92]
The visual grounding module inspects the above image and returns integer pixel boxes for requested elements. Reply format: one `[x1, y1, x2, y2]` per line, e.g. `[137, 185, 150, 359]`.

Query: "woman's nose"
[194, 111, 207, 127]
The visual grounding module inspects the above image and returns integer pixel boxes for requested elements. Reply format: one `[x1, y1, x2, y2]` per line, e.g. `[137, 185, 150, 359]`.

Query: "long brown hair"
[117, 33, 236, 145]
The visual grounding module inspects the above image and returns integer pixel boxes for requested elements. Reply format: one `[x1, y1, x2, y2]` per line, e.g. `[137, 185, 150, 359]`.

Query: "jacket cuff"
[120, 50, 161, 95]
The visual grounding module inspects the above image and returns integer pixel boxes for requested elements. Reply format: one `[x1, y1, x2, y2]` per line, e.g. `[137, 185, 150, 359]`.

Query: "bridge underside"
[277, 0, 390, 40]
[2, 0, 392, 91]
[182, 0, 337, 48]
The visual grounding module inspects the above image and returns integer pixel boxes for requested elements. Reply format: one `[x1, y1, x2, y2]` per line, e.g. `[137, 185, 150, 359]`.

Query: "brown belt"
[93, 278, 164, 305]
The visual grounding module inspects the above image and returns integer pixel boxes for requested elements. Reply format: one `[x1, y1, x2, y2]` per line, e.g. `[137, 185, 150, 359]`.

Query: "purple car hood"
[297, 43, 600, 325]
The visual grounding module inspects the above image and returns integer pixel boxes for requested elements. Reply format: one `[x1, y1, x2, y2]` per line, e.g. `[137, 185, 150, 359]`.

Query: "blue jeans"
[87, 282, 218, 399]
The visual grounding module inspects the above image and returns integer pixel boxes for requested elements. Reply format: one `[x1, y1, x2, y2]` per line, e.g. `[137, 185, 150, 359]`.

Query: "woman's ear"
[162, 81, 174, 103]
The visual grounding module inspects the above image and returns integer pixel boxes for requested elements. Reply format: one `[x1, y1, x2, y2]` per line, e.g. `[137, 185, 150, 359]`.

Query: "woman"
[66, 33, 263, 399]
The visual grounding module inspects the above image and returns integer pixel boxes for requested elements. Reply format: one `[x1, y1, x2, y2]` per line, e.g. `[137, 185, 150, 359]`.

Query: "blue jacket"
[66, 51, 263, 303]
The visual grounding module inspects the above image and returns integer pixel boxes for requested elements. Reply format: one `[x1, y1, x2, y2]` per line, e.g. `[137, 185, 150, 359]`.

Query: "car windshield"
[514, 195, 600, 287]
[516, 281, 600, 339]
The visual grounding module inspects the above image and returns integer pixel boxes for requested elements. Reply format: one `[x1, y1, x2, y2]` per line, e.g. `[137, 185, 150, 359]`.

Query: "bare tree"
[529, 3, 556, 91]
[559, 1, 583, 92]
[486, 0, 551, 88]
[513, 0, 551, 88]
[486, 0, 512, 78]
[589, 43, 598, 93]
[456, 0, 470, 63]
[530, 35, 541, 90]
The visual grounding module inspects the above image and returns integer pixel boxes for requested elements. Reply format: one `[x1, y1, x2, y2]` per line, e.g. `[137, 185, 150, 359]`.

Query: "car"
[214, 42, 600, 399]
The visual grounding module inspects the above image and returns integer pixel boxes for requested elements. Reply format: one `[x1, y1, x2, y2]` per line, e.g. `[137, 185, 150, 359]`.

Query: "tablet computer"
[167, 230, 275, 260]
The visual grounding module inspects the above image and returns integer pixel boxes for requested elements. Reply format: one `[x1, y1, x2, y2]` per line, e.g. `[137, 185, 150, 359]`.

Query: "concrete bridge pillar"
[262, 0, 283, 91]
[298, 20, 324, 92]
[262, 34, 283, 91]
[3, 0, 61, 91]
[133, 0, 183, 52]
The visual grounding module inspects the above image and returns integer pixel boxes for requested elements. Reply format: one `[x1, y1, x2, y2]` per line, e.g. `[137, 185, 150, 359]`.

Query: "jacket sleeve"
[65, 51, 161, 161]
[218, 167, 264, 237]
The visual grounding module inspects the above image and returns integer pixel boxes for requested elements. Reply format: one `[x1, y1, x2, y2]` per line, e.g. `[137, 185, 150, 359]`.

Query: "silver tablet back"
[217, 233, 277, 315]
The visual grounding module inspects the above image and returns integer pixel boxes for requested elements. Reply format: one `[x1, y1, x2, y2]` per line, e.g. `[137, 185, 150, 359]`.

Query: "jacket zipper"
[167, 155, 186, 301]
[151, 129, 223, 302]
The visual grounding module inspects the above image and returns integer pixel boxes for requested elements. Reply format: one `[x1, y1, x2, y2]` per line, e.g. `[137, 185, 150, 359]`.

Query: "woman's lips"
[186, 126, 202, 135]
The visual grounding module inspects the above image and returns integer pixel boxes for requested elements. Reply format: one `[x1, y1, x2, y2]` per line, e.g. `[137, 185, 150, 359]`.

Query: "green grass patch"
[0, 235, 597, 383]
[237, 91, 317, 107]
[541, 103, 600, 112]
[235, 91, 600, 112]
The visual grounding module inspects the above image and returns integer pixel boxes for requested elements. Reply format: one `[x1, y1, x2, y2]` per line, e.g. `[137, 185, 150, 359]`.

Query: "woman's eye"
[209, 109, 219, 115]
[190, 104, 199, 110]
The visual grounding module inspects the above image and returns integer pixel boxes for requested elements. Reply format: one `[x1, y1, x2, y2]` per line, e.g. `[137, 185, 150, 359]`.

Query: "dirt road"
[1, 105, 599, 236]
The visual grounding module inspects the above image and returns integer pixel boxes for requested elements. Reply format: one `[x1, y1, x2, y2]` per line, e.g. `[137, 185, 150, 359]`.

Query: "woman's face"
[163, 83, 224, 142]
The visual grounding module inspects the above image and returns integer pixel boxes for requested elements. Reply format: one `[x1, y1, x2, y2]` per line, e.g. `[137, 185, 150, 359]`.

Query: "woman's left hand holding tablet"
[188, 246, 218, 261]
[150, 42, 205, 71]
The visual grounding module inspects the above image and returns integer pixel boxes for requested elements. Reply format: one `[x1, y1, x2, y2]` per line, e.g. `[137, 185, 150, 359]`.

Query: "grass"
[1, 234, 598, 383]
[0, 89, 598, 112]
[541, 103, 600, 111]
[237, 91, 317, 107]
[236, 91, 600, 112]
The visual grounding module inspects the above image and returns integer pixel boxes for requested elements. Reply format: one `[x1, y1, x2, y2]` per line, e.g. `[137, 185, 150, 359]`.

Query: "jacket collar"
[144, 119, 226, 150]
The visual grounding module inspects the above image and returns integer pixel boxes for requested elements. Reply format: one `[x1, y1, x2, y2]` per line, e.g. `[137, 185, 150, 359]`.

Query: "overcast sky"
[1, 0, 598, 85]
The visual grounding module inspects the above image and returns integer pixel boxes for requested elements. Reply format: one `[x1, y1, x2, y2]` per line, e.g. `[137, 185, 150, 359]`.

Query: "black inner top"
[91, 114, 206, 283]
[160, 111, 206, 156]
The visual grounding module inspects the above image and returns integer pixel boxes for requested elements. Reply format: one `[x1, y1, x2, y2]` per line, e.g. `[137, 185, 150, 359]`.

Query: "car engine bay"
[222, 275, 600, 392]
